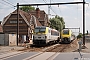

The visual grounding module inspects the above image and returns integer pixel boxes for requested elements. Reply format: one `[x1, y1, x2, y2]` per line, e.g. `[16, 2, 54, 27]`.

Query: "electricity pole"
[83, 0, 85, 46]
[17, 3, 19, 46]
[48, 0, 51, 18]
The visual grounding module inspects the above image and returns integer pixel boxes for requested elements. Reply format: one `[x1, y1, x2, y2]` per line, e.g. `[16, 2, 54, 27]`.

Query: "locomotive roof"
[35, 26, 46, 28]
[35, 26, 59, 32]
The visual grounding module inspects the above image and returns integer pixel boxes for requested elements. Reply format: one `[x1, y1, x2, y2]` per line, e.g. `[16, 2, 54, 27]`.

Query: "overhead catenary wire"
[50, 0, 64, 17]
[48, 0, 64, 18]
[6, 0, 14, 4]
[0, 7, 15, 9]
[21, 0, 28, 3]
[50, 7, 58, 15]
[2, 0, 16, 7]
[0, 1, 16, 9]
[43, 0, 47, 3]
[52, 0, 65, 19]
[0, 1, 9, 6]
[43, 0, 58, 16]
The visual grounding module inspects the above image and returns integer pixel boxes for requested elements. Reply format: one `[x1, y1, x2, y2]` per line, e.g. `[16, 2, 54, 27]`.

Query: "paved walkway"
[0, 46, 24, 52]
[0, 40, 33, 52]
[81, 43, 90, 53]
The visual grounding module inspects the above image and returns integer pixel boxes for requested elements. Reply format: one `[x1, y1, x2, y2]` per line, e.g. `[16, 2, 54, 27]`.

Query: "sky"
[0, 0, 90, 35]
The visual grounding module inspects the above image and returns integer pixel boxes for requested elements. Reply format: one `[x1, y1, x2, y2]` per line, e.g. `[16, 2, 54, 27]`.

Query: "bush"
[77, 33, 82, 39]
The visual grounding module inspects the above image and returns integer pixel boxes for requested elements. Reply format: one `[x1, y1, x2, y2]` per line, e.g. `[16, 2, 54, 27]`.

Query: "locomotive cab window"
[34, 26, 46, 33]
[63, 30, 69, 35]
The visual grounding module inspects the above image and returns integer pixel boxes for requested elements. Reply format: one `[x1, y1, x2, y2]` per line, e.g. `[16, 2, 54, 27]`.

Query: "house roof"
[29, 10, 47, 21]
[29, 8, 50, 24]
[12, 10, 31, 23]
[2, 9, 42, 26]
[32, 15, 42, 26]
[2, 13, 12, 26]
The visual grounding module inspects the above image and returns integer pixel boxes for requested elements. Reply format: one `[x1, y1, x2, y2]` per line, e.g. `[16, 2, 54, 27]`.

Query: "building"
[2, 8, 50, 44]
[0, 21, 3, 33]
[2, 9, 42, 43]
[29, 8, 50, 26]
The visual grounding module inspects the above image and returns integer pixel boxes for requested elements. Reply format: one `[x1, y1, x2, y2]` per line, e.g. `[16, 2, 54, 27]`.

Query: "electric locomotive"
[33, 26, 60, 45]
[61, 29, 75, 43]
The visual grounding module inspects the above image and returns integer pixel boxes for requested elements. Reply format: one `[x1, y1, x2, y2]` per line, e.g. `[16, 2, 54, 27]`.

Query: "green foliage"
[20, 6, 35, 12]
[50, 15, 65, 32]
[77, 33, 83, 39]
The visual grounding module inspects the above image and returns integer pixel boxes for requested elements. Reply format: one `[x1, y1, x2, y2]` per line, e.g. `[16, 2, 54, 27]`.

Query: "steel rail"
[46, 39, 77, 60]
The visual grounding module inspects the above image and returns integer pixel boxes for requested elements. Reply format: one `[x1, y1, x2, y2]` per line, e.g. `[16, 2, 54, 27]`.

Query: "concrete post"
[78, 41, 82, 51]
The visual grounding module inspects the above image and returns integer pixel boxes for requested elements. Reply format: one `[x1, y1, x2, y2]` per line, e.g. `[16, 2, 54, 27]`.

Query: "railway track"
[0, 39, 78, 60]
[44, 39, 78, 52]
[23, 39, 78, 60]
[44, 44, 69, 52]
[18, 38, 78, 52]
[18, 42, 59, 52]
[23, 44, 71, 60]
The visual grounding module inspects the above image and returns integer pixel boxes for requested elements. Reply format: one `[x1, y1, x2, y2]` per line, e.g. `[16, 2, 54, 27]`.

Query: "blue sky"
[0, 0, 90, 34]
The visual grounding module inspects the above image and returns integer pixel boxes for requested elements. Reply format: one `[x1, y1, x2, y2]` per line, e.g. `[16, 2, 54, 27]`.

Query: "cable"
[50, 7, 58, 15]
[58, 6, 64, 17]
[0, 7, 16, 9]
[43, 0, 47, 3]
[21, 0, 28, 3]
[0, 1, 9, 6]
[43, 0, 58, 15]
[7, 0, 14, 4]
[0, 1, 16, 9]
[49, 0, 63, 17]
[2, 0, 16, 7]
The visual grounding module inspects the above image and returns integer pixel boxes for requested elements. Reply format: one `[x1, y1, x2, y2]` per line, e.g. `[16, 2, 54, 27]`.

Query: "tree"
[77, 33, 83, 39]
[54, 15, 65, 28]
[50, 15, 65, 32]
[20, 6, 35, 12]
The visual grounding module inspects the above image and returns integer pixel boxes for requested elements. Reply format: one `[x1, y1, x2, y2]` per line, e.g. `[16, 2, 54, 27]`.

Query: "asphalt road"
[0, 51, 90, 60]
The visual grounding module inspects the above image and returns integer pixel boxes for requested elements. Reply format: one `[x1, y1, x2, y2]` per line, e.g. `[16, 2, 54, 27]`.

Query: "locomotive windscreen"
[34, 26, 46, 33]
[63, 30, 69, 35]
